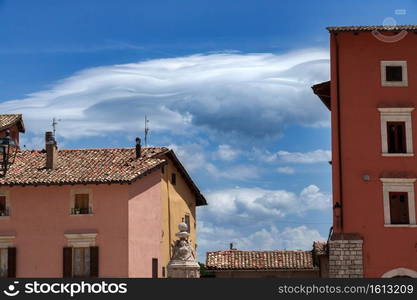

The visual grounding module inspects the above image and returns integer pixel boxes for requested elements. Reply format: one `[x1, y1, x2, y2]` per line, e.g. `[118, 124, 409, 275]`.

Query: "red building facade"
[313, 25, 417, 278]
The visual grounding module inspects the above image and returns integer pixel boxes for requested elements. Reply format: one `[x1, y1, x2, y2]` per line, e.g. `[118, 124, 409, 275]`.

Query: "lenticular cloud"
[0, 50, 330, 140]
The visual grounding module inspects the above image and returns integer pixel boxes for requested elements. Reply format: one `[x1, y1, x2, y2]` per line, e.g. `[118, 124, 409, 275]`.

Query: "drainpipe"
[333, 32, 344, 233]
[166, 166, 172, 258]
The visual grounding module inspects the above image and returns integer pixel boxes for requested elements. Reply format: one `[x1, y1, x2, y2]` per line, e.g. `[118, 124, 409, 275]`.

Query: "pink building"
[313, 25, 417, 277]
[0, 114, 206, 278]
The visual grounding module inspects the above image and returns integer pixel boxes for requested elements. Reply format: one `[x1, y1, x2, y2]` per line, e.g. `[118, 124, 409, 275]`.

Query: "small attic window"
[171, 173, 176, 185]
[386, 66, 403, 82]
[381, 61, 408, 87]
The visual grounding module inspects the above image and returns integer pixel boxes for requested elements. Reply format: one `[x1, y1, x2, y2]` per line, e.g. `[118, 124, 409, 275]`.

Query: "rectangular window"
[0, 248, 7, 277]
[386, 66, 403, 82]
[152, 258, 158, 278]
[389, 192, 410, 224]
[184, 215, 190, 233]
[387, 121, 406, 153]
[381, 61, 408, 87]
[0, 196, 8, 216]
[72, 247, 90, 277]
[171, 173, 176, 185]
[73, 194, 90, 214]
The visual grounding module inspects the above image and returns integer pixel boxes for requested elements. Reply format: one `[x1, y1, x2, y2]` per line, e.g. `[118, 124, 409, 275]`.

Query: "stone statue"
[167, 222, 200, 278]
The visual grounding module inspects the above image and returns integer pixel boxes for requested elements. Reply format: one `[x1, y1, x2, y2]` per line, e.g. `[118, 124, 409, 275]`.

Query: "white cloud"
[265, 149, 331, 163]
[234, 226, 325, 250]
[168, 143, 207, 171]
[169, 143, 259, 181]
[276, 166, 295, 174]
[204, 185, 331, 225]
[214, 144, 239, 161]
[0, 50, 329, 141]
[197, 223, 325, 261]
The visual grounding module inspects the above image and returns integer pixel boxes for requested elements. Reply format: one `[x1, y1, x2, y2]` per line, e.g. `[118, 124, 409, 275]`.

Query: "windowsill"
[384, 224, 417, 228]
[382, 153, 414, 157]
[381, 82, 408, 87]
[70, 213, 93, 216]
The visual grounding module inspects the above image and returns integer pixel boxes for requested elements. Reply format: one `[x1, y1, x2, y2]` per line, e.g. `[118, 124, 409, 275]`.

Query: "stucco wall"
[0, 184, 129, 277]
[330, 32, 417, 277]
[160, 157, 197, 276]
[128, 170, 162, 277]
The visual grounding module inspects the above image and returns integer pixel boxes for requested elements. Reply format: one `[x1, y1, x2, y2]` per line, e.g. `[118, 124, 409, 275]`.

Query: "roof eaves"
[159, 149, 207, 206]
[327, 25, 417, 32]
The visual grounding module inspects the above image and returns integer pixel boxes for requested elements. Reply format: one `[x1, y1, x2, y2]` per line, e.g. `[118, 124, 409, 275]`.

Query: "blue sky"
[0, 0, 416, 261]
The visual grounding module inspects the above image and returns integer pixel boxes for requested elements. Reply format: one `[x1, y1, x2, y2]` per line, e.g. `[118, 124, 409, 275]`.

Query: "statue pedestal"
[166, 222, 200, 278]
[167, 260, 200, 278]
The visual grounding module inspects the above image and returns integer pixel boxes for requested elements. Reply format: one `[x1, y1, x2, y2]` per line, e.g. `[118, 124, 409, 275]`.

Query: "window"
[72, 193, 91, 215]
[152, 258, 158, 278]
[184, 214, 190, 233]
[73, 247, 90, 277]
[378, 108, 414, 156]
[171, 173, 176, 185]
[0, 248, 7, 277]
[387, 122, 406, 153]
[381, 178, 416, 226]
[0, 248, 15, 278]
[381, 61, 408, 87]
[389, 192, 410, 224]
[0, 196, 8, 217]
[63, 234, 98, 278]
[0, 236, 16, 278]
[386, 66, 403, 82]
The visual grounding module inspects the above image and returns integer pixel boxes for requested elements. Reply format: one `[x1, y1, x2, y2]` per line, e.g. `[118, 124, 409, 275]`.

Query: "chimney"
[135, 137, 141, 159]
[45, 131, 57, 169]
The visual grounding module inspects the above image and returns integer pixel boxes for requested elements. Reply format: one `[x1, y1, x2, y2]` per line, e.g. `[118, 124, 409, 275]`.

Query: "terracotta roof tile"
[206, 250, 317, 270]
[313, 241, 327, 256]
[327, 25, 417, 32]
[0, 114, 25, 132]
[0, 147, 168, 186]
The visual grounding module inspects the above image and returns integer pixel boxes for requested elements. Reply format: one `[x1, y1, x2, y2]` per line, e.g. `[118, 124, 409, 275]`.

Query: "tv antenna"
[144, 115, 150, 146]
[52, 117, 61, 137]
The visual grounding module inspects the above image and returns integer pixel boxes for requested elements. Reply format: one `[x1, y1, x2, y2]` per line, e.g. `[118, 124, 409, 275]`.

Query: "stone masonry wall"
[328, 239, 363, 278]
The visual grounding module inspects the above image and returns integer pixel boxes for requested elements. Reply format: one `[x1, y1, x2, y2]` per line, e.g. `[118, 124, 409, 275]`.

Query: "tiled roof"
[0, 147, 168, 186]
[313, 241, 327, 256]
[0, 114, 25, 132]
[206, 250, 317, 271]
[327, 25, 417, 32]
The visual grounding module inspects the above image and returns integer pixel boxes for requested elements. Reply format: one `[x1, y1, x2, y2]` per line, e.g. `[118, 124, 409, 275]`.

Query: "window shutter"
[152, 258, 158, 278]
[7, 247, 16, 278]
[389, 192, 409, 224]
[63, 247, 73, 278]
[90, 246, 99, 277]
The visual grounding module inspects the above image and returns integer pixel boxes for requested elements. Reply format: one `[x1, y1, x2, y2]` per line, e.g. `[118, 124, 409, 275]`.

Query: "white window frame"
[378, 107, 414, 156]
[69, 188, 93, 216]
[64, 233, 96, 278]
[0, 191, 10, 219]
[381, 61, 408, 87]
[381, 178, 417, 227]
[64, 233, 97, 247]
